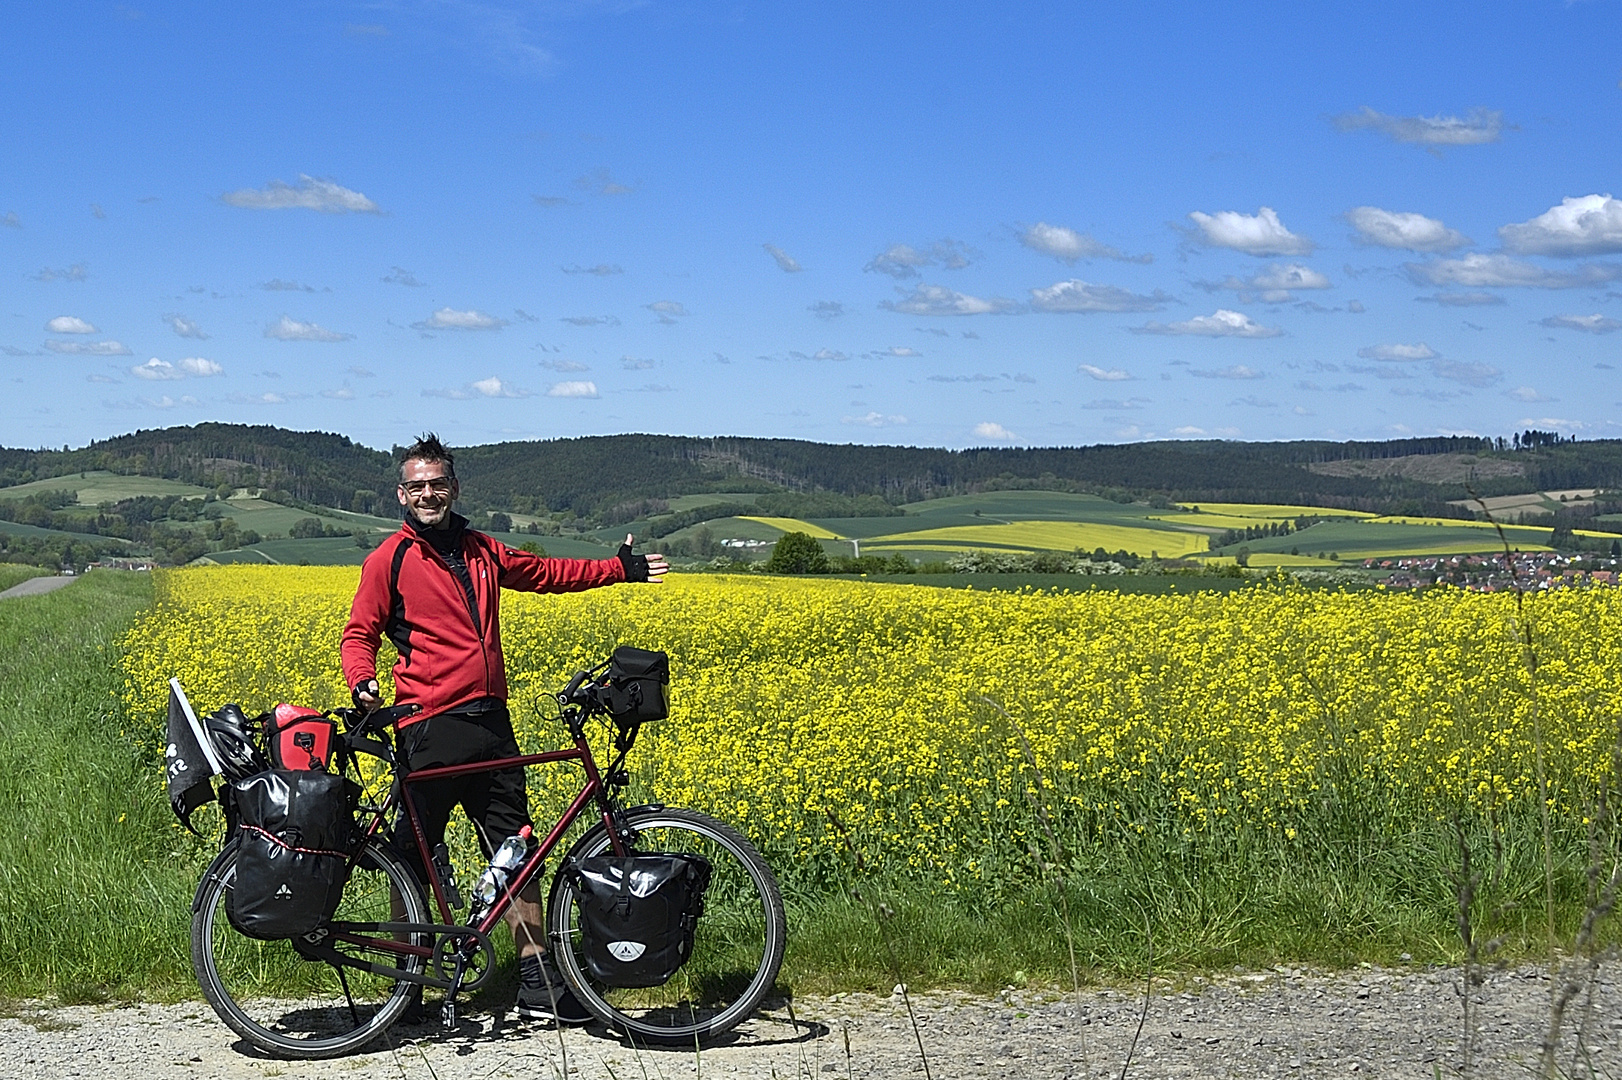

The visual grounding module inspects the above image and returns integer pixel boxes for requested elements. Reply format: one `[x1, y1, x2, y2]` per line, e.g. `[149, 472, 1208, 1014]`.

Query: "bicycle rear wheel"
[546, 807, 787, 1043]
[190, 838, 428, 1059]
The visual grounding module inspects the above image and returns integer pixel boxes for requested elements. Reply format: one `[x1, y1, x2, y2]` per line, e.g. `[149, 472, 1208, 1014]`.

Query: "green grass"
[1213, 518, 1553, 560]
[0, 470, 211, 505]
[0, 565, 50, 591]
[0, 570, 208, 1001]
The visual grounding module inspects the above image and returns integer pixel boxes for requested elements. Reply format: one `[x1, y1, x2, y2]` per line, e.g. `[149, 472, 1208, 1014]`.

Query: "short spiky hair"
[400, 432, 456, 480]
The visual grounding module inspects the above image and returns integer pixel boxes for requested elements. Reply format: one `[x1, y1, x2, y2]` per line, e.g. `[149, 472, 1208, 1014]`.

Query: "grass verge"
[0, 570, 204, 1002]
[0, 565, 50, 592]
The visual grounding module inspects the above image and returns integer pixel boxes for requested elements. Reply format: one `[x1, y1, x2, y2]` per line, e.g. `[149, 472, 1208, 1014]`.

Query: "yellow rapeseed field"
[863, 520, 1208, 558]
[121, 566, 1622, 883]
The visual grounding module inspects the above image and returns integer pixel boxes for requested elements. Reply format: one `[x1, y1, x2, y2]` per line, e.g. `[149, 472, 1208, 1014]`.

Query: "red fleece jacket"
[341, 522, 626, 725]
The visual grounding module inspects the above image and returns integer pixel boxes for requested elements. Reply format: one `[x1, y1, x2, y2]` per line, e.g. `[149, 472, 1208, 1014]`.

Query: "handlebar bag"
[227, 769, 358, 940]
[265, 704, 339, 771]
[594, 647, 671, 723]
[564, 853, 711, 987]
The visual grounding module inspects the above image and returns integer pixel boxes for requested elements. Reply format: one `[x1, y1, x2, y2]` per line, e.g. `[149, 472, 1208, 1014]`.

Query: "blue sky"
[5, 1, 1622, 454]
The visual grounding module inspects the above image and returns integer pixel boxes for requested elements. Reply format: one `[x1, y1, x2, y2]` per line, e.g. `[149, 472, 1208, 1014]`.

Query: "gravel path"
[2, 964, 1614, 1079]
[0, 575, 76, 599]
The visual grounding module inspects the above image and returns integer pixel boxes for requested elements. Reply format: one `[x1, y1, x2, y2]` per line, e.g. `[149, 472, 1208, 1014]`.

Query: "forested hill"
[2, 424, 1618, 521]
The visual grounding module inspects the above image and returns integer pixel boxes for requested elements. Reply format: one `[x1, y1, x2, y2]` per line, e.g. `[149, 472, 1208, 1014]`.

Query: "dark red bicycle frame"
[333, 716, 631, 965]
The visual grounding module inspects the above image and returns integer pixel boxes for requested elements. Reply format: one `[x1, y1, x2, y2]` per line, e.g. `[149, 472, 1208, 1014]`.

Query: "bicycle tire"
[545, 807, 787, 1044]
[190, 838, 428, 1059]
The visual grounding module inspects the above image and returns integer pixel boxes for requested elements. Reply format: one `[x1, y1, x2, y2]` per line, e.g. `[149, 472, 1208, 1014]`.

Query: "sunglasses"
[401, 477, 455, 496]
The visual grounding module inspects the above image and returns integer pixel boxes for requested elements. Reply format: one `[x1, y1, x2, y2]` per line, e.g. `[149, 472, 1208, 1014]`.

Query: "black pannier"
[593, 646, 670, 723]
[565, 853, 711, 987]
[227, 769, 358, 940]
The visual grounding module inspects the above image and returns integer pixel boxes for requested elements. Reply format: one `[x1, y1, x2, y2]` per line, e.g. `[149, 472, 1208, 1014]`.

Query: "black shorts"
[394, 704, 531, 882]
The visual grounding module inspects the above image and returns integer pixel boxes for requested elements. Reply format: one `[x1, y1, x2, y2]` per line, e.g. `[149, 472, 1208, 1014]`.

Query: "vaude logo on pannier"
[275, 884, 293, 899]
[607, 941, 647, 961]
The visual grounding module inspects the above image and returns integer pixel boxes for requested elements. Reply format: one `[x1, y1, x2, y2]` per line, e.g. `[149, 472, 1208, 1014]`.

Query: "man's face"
[398, 457, 459, 528]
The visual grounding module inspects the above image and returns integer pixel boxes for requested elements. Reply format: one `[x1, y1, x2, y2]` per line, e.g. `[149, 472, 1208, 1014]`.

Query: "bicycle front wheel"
[190, 838, 428, 1059]
[546, 807, 787, 1044]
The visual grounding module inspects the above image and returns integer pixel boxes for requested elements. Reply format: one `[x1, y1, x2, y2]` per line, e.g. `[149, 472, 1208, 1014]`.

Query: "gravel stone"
[0, 964, 1612, 1079]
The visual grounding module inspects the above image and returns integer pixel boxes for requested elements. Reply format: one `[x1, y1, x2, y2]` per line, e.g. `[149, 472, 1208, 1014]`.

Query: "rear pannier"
[265, 703, 339, 772]
[227, 769, 358, 940]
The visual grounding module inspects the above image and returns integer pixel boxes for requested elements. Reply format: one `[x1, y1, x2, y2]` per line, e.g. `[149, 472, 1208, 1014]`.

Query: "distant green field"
[665, 493, 763, 511]
[0, 519, 131, 545]
[0, 470, 210, 505]
[203, 527, 616, 566]
[1211, 518, 1554, 560]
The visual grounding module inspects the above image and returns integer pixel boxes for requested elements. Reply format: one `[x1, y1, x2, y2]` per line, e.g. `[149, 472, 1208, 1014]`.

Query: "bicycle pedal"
[441, 1001, 456, 1029]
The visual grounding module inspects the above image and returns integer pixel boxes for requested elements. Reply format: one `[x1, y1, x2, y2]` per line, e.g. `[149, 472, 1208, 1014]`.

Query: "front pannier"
[565, 853, 711, 987]
[227, 769, 358, 940]
[593, 646, 670, 723]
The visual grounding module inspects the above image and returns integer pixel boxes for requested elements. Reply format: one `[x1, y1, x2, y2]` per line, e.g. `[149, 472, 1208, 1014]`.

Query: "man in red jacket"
[342, 433, 666, 1024]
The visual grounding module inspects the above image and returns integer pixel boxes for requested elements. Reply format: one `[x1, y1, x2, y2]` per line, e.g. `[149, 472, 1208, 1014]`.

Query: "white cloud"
[621, 356, 654, 370]
[177, 356, 223, 376]
[1357, 343, 1437, 361]
[221, 175, 380, 213]
[45, 316, 97, 334]
[1509, 386, 1557, 402]
[228, 392, 287, 405]
[34, 263, 88, 282]
[1500, 195, 1622, 257]
[1079, 364, 1132, 381]
[1, 211, 18, 228]
[1344, 207, 1469, 252]
[1171, 426, 1207, 436]
[1018, 222, 1150, 264]
[472, 376, 530, 398]
[865, 241, 971, 278]
[260, 279, 315, 292]
[44, 339, 131, 355]
[1431, 359, 1502, 387]
[1133, 309, 1282, 338]
[382, 267, 427, 287]
[146, 394, 201, 408]
[575, 168, 632, 196]
[561, 315, 619, 327]
[646, 300, 689, 323]
[415, 308, 506, 331]
[881, 285, 1017, 316]
[972, 421, 1016, 441]
[322, 386, 356, 400]
[1191, 365, 1265, 380]
[164, 313, 208, 339]
[131, 358, 182, 380]
[1186, 207, 1312, 256]
[1204, 263, 1331, 302]
[873, 346, 921, 357]
[1542, 313, 1622, 334]
[1029, 280, 1170, 313]
[1415, 292, 1506, 307]
[843, 411, 908, 427]
[265, 316, 353, 341]
[808, 301, 844, 320]
[540, 358, 590, 372]
[548, 380, 599, 398]
[1406, 253, 1622, 289]
[763, 244, 802, 273]
[1331, 106, 1504, 146]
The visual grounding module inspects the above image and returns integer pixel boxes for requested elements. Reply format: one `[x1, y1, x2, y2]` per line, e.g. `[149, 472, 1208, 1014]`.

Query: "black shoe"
[398, 985, 430, 1025]
[516, 956, 592, 1025]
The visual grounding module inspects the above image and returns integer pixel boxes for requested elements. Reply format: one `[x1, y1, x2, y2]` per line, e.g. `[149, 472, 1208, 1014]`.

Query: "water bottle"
[467, 825, 533, 924]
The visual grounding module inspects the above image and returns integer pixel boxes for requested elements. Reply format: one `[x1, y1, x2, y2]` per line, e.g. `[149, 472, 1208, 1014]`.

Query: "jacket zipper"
[415, 530, 493, 694]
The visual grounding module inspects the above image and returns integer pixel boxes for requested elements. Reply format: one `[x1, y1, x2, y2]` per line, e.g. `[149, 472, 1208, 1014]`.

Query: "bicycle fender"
[192, 840, 239, 915]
